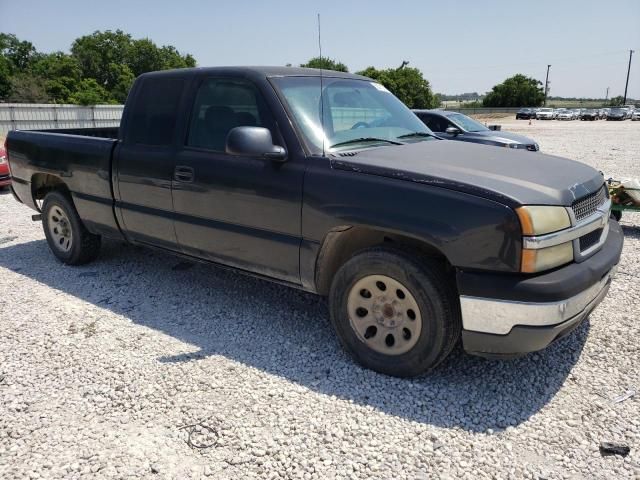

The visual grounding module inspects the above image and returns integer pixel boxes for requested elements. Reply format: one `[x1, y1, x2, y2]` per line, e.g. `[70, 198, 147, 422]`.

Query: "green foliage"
[357, 66, 438, 109]
[31, 52, 82, 103]
[0, 30, 196, 104]
[609, 96, 624, 106]
[109, 63, 136, 104]
[300, 57, 348, 72]
[482, 74, 545, 107]
[71, 30, 132, 93]
[0, 33, 38, 71]
[6, 73, 49, 102]
[69, 78, 112, 105]
[0, 55, 11, 98]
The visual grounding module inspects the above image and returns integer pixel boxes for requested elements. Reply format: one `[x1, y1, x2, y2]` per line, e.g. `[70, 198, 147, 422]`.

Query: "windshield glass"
[270, 77, 434, 153]
[445, 112, 489, 132]
[540, 108, 553, 112]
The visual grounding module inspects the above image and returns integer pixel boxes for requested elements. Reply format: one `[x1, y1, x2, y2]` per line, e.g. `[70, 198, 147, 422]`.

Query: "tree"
[483, 74, 544, 107]
[0, 33, 38, 71]
[158, 46, 196, 70]
[31, 52, 82, 103]
[109, 63, 135, 103]
[300, 56, 348, 72]
[69, 78, 112, 105]
[1, 30, 196, 104]
[71, 30, 132, 93]
[0, 55, 11, 99]
[6, 73, 49, 102]
[609, 95, 624, 106]
[357, 66, 439, 109]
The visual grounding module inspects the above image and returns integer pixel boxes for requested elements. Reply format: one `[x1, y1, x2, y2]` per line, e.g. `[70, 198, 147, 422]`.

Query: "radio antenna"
[317, 13, 325, 157]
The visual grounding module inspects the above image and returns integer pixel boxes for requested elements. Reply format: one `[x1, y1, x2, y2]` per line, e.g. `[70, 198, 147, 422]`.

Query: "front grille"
[571, 185, 607, 222]
[579, 228, 603, 252]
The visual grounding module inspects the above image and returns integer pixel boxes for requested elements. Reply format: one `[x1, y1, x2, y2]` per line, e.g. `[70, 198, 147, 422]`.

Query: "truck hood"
[330, 140, 603, 207]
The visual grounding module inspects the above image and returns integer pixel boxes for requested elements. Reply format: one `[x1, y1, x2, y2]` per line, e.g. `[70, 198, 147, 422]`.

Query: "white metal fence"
[0, 104, 124, 135]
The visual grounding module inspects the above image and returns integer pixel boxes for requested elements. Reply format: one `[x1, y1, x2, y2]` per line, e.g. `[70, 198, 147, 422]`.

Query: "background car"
[0, 145, 11, 189]
[556, 109, 574, 120]
[607, 107, 628, 120]
[632, 110, 640, 121]
[536, 107, 555, 119]
[413, 109, 540, 151]
[515, 108, 536, 119]
[580, 109, 599, 120]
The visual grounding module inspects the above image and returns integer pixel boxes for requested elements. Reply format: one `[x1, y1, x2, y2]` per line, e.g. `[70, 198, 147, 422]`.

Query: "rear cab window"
[127, 77, 185, 146]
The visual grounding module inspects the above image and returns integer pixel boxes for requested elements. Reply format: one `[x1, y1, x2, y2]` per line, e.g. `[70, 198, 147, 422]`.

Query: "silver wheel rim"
[47, 205, 73, 253]
[347, 274, 422, 355]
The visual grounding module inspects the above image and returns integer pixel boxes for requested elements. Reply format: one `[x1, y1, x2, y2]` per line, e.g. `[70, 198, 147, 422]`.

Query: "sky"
[1, 0, 639, 99]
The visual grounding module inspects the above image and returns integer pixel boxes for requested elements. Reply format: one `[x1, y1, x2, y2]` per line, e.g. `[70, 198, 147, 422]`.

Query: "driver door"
[171, 76, 305, 283]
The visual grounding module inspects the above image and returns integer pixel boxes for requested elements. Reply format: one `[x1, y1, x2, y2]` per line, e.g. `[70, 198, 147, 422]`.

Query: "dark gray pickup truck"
[5, 67, 623, 377]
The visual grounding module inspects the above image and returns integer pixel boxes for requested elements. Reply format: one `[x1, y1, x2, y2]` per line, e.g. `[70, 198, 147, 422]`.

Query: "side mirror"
[445, 126, 461, 135]
[226, 127, 287, 162]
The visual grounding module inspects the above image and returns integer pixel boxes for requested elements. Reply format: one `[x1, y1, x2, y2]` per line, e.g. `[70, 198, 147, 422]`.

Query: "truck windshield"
[270, 77, 434, 154]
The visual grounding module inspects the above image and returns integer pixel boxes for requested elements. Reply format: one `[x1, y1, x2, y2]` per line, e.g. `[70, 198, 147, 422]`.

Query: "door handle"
[174, 165, 194, 183]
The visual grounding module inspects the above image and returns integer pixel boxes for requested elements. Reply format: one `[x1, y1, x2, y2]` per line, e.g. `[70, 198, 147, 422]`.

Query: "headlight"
[516, 206, 571, 235]
[521, 242, 573, 273]
[0, 155, 6, 165]
[516, 206, 573, 273]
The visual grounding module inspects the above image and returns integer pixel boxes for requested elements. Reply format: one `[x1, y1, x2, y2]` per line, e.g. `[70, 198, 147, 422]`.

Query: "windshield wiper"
[330, 137, 403, 149]
[396, 132, 438, 140]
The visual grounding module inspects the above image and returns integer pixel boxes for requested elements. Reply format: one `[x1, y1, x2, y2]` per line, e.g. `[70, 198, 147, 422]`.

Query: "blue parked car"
[413, 109, 540, 151]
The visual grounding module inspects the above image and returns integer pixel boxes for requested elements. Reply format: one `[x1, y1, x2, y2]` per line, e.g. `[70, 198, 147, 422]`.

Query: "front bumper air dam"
[457, 219, 623, 357]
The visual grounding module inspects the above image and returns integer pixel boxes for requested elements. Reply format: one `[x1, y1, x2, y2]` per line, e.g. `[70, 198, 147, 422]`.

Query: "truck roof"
[139, 66, 370, 81]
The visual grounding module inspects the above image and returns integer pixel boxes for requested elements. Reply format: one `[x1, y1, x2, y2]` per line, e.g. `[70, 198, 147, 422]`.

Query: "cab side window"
[419, 113, 448, 133]
[187, 78, 272, 151]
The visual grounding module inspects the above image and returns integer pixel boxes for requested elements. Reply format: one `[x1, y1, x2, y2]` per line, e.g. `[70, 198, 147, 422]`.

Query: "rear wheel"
[42, 191, 101, 265]
[329, 247, 461, 377]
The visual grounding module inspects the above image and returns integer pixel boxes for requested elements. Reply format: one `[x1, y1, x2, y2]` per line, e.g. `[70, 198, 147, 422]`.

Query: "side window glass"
[187, 78, 271, 151]
[421, 114, 442, 132]
[128, 77, 184, 145]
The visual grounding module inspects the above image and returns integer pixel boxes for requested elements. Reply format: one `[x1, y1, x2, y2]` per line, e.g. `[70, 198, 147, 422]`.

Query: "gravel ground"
[1, 120, 639, 479]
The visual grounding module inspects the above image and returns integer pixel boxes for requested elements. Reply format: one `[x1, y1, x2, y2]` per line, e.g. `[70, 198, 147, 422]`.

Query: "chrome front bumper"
[460, 264, 617, 336]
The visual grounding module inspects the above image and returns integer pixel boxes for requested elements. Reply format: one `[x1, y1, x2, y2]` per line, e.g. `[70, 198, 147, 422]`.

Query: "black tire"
[42, 191, 101, 265]
[328, 246, 461, 377]
[611, 210, 622, 222]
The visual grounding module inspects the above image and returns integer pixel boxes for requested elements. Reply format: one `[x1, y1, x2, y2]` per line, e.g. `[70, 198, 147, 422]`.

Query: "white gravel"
[1, 119, 639, 479]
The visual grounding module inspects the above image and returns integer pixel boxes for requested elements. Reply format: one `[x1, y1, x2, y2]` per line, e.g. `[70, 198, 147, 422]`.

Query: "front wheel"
[329, 247, 461, 377]
[42, 191, 101, 265]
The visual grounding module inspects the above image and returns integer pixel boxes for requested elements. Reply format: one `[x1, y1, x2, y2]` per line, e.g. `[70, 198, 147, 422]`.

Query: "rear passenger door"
[114, 76, 186, 249]
[171, 76, 305, 283]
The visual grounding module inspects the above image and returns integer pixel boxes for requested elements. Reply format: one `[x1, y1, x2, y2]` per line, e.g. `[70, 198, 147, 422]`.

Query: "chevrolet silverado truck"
[5, 67, 623, 377]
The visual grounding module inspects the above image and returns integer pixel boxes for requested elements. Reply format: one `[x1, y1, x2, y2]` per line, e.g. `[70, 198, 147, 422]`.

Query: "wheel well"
[314, 226, 451, 295]
[31, 174, 71, 208]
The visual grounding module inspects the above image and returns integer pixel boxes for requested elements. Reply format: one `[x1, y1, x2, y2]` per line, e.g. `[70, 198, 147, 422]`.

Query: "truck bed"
[6, 128, 122, 238]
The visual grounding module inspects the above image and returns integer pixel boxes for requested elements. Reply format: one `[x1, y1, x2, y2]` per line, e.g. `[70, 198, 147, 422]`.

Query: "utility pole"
[623, 50, 634, 105]
[544, 64, 551, 106]
[605, 86, 609, 102]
